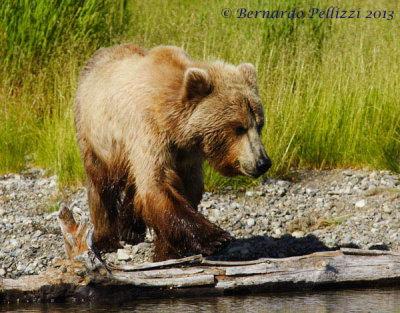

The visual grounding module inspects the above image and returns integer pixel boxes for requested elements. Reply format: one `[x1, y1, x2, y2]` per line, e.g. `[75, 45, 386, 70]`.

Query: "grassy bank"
[1, 0, 399, 189]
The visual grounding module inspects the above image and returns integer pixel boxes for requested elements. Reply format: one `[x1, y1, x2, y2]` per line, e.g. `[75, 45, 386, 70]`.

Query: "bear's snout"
[238, 128, 271, 178]
[255, 155, 272, 177]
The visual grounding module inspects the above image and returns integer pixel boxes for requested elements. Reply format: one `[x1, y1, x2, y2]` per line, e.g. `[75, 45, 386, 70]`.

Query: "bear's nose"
[256, 157, 271, 175]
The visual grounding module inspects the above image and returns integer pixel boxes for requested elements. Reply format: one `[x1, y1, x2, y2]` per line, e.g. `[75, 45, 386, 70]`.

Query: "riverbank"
[0, 168, 399, 278]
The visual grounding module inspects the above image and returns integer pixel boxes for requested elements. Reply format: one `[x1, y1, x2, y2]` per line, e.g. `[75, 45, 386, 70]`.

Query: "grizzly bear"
[74, 43, 271, 261]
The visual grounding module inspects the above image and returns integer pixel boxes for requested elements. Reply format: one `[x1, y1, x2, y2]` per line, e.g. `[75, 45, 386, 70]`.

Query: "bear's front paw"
[197, 228, 233, 256]
[153, 223, 233, 261]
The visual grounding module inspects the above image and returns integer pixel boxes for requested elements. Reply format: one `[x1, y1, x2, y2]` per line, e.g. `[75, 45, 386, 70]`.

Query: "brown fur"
[74, 43, 269, 261]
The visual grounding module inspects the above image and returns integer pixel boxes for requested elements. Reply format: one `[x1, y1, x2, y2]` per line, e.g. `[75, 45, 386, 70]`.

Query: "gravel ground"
[0, 168, 399, 278]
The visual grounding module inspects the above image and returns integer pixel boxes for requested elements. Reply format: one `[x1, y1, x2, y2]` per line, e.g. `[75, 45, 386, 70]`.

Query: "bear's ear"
[182, 68, 213, 103]
[238, 63, 258, 91]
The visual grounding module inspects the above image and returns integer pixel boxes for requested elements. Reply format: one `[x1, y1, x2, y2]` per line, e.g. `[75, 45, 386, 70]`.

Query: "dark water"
[2, 288, 400, 312]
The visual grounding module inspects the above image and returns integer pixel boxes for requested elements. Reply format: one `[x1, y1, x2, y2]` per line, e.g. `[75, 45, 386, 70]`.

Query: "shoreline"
[0, 168, 399, 278]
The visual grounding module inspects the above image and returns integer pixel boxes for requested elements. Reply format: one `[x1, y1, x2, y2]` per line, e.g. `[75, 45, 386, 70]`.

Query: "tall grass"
[0, 0, 128, 74]
[0, 0, 128, 185]
[1, 0, 399, 190]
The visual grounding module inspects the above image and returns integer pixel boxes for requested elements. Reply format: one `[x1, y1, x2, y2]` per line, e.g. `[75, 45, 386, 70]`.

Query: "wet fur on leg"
[140, 169, 233, 261]
[77, 137, 145, 251]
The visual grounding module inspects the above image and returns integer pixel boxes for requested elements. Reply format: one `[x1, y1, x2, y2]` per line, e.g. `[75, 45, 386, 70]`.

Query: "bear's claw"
[119, 227, 146, 245]
[199, 230, 233, 256]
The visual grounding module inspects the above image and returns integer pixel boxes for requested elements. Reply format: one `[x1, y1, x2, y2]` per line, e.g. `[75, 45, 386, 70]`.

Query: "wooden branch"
[58, 204, 91, 259]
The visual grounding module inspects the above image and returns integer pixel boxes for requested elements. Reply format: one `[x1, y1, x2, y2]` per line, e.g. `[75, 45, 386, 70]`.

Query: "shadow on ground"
[206, 234, 379, 261]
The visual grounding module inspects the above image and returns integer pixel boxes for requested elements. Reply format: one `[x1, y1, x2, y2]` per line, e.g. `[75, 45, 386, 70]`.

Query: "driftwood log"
[2, 249, 400, 303]
[1, 206, 400, 303]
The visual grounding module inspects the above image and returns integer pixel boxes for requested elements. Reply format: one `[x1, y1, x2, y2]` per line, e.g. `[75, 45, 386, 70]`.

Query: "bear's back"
[79, 43, 148, 82]
[74, 43, 192, 166]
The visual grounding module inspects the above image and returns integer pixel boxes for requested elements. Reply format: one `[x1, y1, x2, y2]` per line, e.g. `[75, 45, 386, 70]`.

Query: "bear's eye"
[235, 126, 247, 136]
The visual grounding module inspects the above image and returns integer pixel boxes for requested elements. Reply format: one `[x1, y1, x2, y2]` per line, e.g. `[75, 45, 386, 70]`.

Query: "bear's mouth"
[239, 157, 271, 178]
[240, 167, 261, 179]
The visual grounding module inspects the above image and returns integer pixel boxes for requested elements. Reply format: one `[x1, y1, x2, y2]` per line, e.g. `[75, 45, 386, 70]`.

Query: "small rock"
[277, 180, 291, 188]
[0, 268, 6, 276]
[247, 218, 255, 227]
[277, 188, 286, 197]
[132, 246, 139, 255]
[117, 249, 131, 261]
[306, 188, 317, 196]
[340, 187, 352, 195]
[201, 201, 213, 209]
[230, 202, 240, 209]
[209, 216, 217, 223]
[33, 230, 43, 238]
[211, 209, 221, 219]
[74, 269, 86, 277]
[383, 206, 393, 214]
[9, 239, 21, 249]
[285, 214, 293, 221]
[292, 231, 304, 238]
[298, 204, 306, 210]
[355, 200, 366, 208]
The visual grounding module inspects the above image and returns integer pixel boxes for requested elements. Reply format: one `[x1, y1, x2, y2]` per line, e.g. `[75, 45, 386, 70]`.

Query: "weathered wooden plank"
[1, 259, 89, 292]
[112, 272, 216, 287]
[122, 267, 205, 278]
[225, 263, 273, 276]
[112, 254, 203, 271]
[220, 250, 342, 276]
[201, 258, 271, 266]
[341, 248, 400, 256]
[2, 277, 50, 291]
[216, 253, 400, 289]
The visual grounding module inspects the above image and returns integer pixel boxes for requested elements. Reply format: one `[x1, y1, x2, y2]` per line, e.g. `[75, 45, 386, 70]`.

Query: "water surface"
[2, 287, 400, 312]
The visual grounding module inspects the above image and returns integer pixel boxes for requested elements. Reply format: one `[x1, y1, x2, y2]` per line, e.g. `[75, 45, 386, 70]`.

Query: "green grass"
[0, 0, 128, 75]
[0, 0, 128, 185]
[1, 0, 399, 190]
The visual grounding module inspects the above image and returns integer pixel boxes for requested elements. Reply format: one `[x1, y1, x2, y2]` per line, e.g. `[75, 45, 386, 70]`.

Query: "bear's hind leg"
[118, 184, 147, 245]
[83, 145, 122, 251]
[87, 178, 121, 251]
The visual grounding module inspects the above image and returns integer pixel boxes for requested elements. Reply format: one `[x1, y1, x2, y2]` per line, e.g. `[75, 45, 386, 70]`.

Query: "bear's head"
[181, 62, 271, 178]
